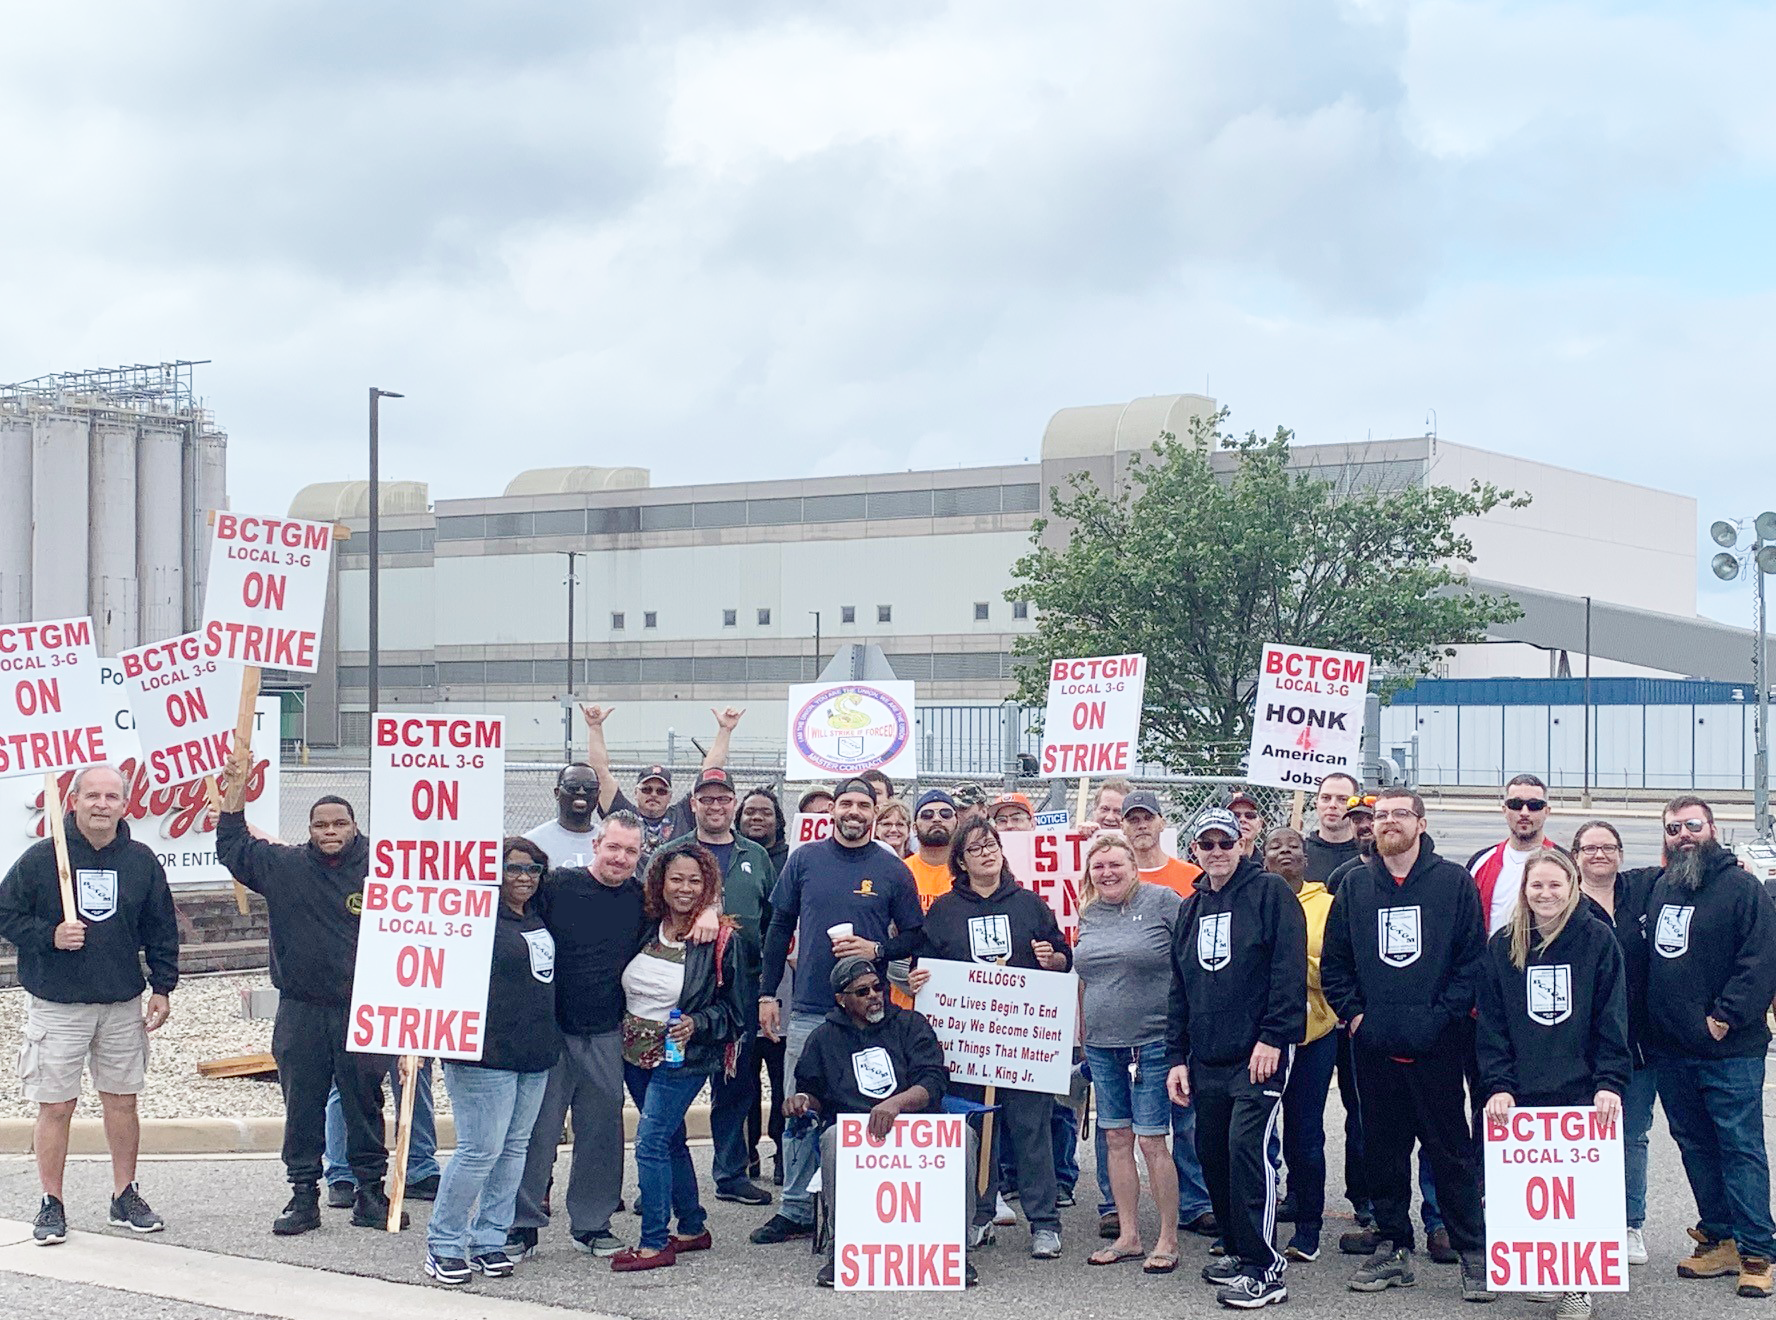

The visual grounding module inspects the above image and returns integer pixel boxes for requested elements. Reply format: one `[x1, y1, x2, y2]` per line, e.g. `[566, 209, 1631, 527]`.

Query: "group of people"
[4, 710, 1776, 1315]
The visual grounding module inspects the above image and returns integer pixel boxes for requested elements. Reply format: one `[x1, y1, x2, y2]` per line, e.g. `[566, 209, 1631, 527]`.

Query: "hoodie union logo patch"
[1379, 906, 1422, 968]
[1197, 912, 1232, 971]
[852, 1047, 898, 1099]
[75, 869, 118, 923]
[968, 915, 1012, 962]
[522, 928, 556, 983]
[1654, 905, 1695, 959]
[1526, 964, 1573, 1026]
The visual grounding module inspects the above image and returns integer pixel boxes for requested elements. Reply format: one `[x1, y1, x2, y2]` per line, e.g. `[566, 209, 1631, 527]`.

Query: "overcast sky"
[3, 1, 1772, 624]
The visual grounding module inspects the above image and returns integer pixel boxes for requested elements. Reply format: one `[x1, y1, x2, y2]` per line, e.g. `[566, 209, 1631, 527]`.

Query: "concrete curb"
[0, 1102, 715, 1156]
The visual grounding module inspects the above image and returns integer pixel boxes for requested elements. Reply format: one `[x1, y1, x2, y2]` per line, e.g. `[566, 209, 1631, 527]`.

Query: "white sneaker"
[1626, 1227, 1648, 1266]
[1553, 1293, 1592, 1319]
[993, 1194, 1016, 1226]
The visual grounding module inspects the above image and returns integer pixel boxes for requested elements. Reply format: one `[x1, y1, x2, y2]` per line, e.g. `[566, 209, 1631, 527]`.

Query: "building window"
[973, 602, 989, 621]
[757, 608, 772, 626]
[723, 609, 737, 627]
[611, 612, 625, 631]
[877, 604, 892, 624]
[1012, 601, 1029, 620]
[644, 611, 657, 629]
[841, 605, 856, 624]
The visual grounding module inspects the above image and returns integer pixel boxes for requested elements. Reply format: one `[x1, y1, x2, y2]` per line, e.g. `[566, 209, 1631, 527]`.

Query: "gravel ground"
[0, 975, 449, 1122]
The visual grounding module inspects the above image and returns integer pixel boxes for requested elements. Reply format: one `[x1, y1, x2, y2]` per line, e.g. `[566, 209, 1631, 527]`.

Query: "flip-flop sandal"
[1143, 1252, 1181, 1274]
[1088, 1246, 1145, 1266]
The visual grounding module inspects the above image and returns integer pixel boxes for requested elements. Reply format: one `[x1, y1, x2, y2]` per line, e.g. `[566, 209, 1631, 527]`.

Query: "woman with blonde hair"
[873, 799, 911, 856]
[1476, 848, 1630, 1320]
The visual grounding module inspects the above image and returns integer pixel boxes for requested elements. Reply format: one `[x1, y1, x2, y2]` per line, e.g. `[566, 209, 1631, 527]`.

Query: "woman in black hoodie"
[1477, 848, 1630, 1320]
[612, 841, 745, 1273]
[905, 818, 1070, 1259]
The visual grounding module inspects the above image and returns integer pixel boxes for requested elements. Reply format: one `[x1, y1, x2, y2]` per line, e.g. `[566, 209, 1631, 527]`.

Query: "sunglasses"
[841, 981, 884, 998]
[1665, 819, 1709, 837]
[1504, 797, 1549, 813]
[505, 862, 544, 876]
[917, 808, 956, 820]
[1195, 837, 1239, 852]
[638, 782, 671, 794]
[1231, 808, 1261, 821]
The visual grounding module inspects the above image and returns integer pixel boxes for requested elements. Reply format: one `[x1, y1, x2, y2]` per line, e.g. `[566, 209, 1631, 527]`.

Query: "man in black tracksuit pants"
[217, 778, 398, 1237]
[1321, 789, 1491, 1301]
[1165, 808, 1307, 1309]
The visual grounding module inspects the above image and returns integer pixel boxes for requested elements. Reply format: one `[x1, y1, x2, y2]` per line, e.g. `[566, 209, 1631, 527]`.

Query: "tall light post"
[810, 610, 821, 678]
[1711, 511, 1776, 840]
[562, 551, 579, 762]
[367, 387, 403, 740]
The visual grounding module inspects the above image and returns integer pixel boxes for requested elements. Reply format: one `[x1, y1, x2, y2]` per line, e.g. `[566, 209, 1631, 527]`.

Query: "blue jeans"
[1624, 1066, 1657, 1229]
[709, 1036, 757, 1192]
[425, 1064, 548, 1259]
[325, 1057, 438, 1187]
[779, 1011, 825, 1226]
[1281, 1032, 1337, 1236]
[1418, 1153, 1443, 1234]
[624, 1062, 710, 1251]
[1657, 1054, 1776, 1259]
[1085, 1043, 1173, 1135]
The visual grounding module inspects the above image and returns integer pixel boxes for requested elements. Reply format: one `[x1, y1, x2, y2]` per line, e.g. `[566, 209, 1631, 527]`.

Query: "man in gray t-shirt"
[525, 765, 601, 869]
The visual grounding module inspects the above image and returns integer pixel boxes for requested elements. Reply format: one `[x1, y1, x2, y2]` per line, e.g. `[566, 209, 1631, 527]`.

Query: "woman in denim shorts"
[1074, 831, 1186, 1274]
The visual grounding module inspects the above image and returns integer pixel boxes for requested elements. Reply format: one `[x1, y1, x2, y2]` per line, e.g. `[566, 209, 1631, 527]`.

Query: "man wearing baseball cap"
[950, 782, 991, 827]
[1225, 790, 1266, 858]
[576, 703, 746, 868]
[906, 790, 960, 914]
[989, 792, 1036, 832]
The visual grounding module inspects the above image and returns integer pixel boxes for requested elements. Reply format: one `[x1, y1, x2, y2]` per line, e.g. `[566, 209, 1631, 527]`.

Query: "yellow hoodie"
[1297, 880, 1337, 1044]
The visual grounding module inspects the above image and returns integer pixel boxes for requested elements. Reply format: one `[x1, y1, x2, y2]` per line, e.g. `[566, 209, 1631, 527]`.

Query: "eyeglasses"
[963, 841, 1002, 858]
[1504, 797, 1549, 813]
[1665, 819, 1710, 837]
[505, 862, 544, 876]
[917, 808, 956, 821]
[1195, 837, 1238, 851]
[1231, 809, 1261, 821]
[994, 811, 1032, 825]
[841, 981, 884, 998]
[1576, 844, 1621, 857]
[1374, 809, 1421, 823]
[695, 795, 735, 806]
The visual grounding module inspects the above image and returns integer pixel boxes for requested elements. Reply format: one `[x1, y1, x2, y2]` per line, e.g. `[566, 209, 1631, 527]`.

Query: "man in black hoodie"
[1640, 795, 1776, 1299]
[1166, 807, 1307, 1310]
[0, 765, 178, 1245]
[1303, 773, 1363, 887]
[1321, 788, 1491, 1303]
[217, 754, 398, 1238]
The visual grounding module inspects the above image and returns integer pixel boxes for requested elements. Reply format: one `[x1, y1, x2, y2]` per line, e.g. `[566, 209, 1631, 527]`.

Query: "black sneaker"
[750, 1213, 813, 1244]
[1276, 1197, 1299, 1222]
[1349, 1242, 1416, 1292]
[1460, 1252, 1495, 1303]
[1219, 1275, 1288, 1309]
[1056, 1186, 1076, 1208]
[714, 1180, 774, 1206]
[471, 1250, 515, 1278]
[1284, 1231, 1321, 1262]
[407, 1174, 440, 1202]
[33, 1195, 67, 1246]
[327, 1181, 356, 1209]
[505, 1226, 540, 1260]
[1203, 1256, 1245, 1285]
[965, 1261, 980, 1287]
[424, 1252, 471, 1286]
[108, 1183, 164, 1234]
[351, 1180, 409, 1230]
[817, 1258, 836, 1288]
[571, 1229, 625, 1257]
[272, 1183, 322, 1236]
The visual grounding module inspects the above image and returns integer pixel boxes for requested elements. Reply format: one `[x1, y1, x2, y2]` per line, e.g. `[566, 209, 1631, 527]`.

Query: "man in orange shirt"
[1121, 790, 1203, 898]
[904, 791, 959, 912]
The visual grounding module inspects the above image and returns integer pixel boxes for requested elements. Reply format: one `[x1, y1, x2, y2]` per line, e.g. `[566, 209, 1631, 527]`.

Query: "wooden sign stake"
[386, 1053, 420, 1231]
[1075, 775, 1090, 828]
[1288, 790, 1306, 832]
[976, 956, 1008, 1198]
[43, 772, 76, 923]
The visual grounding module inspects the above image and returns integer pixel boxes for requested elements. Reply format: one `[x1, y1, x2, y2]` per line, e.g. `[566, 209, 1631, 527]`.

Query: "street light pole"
[563, 551, 579, 763]
[1583, 594, 1592, 809]
[1756, 536, 1770, 840]
[367, 387, 403, 743]
[810, 610, 821, 678]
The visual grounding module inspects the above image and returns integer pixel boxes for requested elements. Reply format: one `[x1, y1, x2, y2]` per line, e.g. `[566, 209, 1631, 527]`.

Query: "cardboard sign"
[787, 811, 834, 854]
[348, 713, 504, 1060]
[1246, 643, 1369, 791]
[914, 958, 1077, 1094]
[0, 617, 110, 777]
[200, 512, 334, 672]
[786, 681, 916, 781]
[834, 1112, 968, 1291]
[999, 827, 1180, 943]
[1038, 654, 1146, 777]
[1484, 1106, 1628, 1293]
[117, 631, 249, 789]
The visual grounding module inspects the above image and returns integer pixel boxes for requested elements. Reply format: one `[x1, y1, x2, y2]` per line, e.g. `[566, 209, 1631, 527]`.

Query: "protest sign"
[999, 827, 1179, 943]
[1033, 808, 1072, 828]
[787, 811, 834, 854]
[914, 958, 1077, 1094]
[1246, 643, 1370, 791]
[117, 631, 249, 790]
[348, 713, 504, 1061]
[1038, 654, 1145, 777]
[0, 616, 110, 778]
[834, 1112, 967, 1291]
[1484, 1106, 1628, 1293]
[200, 512, 334, 671]
[786, 681, 916, 781]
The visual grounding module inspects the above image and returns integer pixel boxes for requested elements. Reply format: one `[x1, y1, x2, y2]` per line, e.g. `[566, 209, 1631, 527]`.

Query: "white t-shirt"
[621, 926, 688, 1023]
[524, 818, 599, 870]
[1488, 846, 1535, 934]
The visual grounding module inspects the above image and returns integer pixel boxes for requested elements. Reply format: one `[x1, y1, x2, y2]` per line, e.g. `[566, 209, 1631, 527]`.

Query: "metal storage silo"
[88, 416, 140, 652]
[30, 411, 89, 620]
[188, 426, 227, 620]
[0, 411, 32, 623]
[136, 417, 185, 642]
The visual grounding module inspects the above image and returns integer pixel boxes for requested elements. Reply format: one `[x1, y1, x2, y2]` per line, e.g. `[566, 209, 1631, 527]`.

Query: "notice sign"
[914, 958, 1077, 1094]
[786, 681, 916, 781]
[118, 631, 248, 789]
[0, 617, 110, 778]
[201, 512, 334, 672]
[348, 713, 505, 1061]
[1484, 1106, 1628, 1293]
[834, 1112, 967, 1291]
[1039, 654, 1145, 776]
[1246, 643, 1370, 791]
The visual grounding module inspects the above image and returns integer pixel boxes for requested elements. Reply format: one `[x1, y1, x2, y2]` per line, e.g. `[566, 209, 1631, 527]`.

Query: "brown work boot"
[1738, 1256, 1774, 1299]
[1678, 1227, 1740, 1279]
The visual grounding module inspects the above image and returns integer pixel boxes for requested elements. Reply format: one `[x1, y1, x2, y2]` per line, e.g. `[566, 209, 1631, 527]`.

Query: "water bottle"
[663, 1010, 685, 1067]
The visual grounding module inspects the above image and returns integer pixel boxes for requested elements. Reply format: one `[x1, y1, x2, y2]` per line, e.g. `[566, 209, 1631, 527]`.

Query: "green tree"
[1008, 410, 1527, 772]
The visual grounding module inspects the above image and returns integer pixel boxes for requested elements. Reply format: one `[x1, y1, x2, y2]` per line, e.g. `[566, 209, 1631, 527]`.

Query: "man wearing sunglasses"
[1226, 790, 1266, 859]
[906, 790, 960, 914]
[1638, 795, 1776, 1298]
[1467, 774, 1557, 936]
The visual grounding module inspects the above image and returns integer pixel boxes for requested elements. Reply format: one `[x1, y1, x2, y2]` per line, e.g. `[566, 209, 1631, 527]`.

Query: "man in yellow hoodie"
[1264, 827, 1338, 1263]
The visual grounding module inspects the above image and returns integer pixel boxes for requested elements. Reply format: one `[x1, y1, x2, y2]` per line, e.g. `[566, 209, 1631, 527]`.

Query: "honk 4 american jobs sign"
[1484, 1106, 1628, 1293]
[1246, 643, 1370, 791]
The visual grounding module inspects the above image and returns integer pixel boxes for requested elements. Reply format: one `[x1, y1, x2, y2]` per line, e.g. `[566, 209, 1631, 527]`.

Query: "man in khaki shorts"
[0, 764, 179, 1245]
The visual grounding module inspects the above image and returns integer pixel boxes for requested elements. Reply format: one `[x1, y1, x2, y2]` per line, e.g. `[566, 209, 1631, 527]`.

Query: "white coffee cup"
[827, 922, 855, 943]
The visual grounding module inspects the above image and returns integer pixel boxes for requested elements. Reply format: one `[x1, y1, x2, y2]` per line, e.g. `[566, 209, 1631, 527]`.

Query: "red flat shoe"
[669, 1230, 712, 1253]
[610, 1245, 677, 1272]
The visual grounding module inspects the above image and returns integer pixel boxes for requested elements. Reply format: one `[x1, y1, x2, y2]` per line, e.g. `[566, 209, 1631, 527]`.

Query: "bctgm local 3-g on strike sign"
[349, 714, 505, 1061]
[117, 632, 249, 789]
[0, 617, 110, 777]
[201, 513, 334, 671]
[834, 1113, 967, 1291]
[1039, 654, 1146, 776]
[1484, 1107, 1628, 1293]
[1246, 643, 1370, 790]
